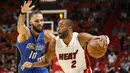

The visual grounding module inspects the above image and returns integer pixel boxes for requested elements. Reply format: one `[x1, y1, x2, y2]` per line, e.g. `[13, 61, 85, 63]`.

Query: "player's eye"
[35, 19, 43, 22]
[35, 20, 39, 22]
[40, 19, 43, 22]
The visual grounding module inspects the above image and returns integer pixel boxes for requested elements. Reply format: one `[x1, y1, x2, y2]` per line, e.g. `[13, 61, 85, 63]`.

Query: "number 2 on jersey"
[71, 60, 76, 68]
[29, 51, 37, 59]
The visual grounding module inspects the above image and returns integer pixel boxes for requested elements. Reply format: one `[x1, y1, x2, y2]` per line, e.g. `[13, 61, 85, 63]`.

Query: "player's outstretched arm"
[17, 0, 35, 34]
[21, 38, 56, 69]
[78, 33, 109, 48]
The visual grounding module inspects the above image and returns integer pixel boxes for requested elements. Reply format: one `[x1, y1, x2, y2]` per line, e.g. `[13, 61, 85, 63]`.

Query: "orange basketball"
[87, 36, 109, 58]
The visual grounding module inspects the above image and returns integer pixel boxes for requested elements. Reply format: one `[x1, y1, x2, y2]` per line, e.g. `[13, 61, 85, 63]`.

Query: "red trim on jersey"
[84, 67, 92, 73]
[84, 48, 92, 73]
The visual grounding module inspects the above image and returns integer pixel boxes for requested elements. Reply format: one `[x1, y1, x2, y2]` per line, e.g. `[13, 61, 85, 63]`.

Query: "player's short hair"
[62, 18, 74, 29]
[30, 10, 43, 19]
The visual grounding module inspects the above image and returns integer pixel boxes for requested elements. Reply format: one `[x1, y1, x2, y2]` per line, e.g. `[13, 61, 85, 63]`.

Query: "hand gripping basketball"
[87, 35, 110, 58]
[97, 35, 110, 49]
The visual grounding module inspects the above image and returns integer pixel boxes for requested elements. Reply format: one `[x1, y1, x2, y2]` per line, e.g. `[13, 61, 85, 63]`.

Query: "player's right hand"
[21, 0, 35, 13]
[97, 35, 110, 49]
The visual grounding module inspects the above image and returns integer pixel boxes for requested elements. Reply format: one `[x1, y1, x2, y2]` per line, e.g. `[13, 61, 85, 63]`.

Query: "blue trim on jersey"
[18, 67, 48, 73]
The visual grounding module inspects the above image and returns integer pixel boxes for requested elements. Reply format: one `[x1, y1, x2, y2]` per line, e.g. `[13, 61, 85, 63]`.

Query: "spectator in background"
[128, 67, 130, 73]
[70, 6, 81, 20]
[118, 24, 127, 38]
[119, 33, 128, 51]
[127, 36, 130, 51]
[120, 56, 130, 73]
[0, 23, 16, 34]
[108, 51, 117, 64]
[106, 63, 116, 73]
[93, 60, 106, 73]
[112, 26, 119, 36]
[0, 24, 9, 34]
[93, 60, 101, 73]
[72, 0, 79, 2]
[90, 27, 98, 35]
[120, 23, 126, 33]
[0, 60, 8, 73]
[118, 65, 128, 73]
[123, 39, 130, 51]
[0, 37, 6, 42]
[78, 20, 86, 31]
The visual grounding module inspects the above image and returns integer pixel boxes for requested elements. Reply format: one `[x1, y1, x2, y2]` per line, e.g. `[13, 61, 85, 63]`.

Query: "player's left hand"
[97, 35, 110, 49]
[21, 0, 35, 14]
[21, 61, 33, 70]
[38, 55, 45, 62]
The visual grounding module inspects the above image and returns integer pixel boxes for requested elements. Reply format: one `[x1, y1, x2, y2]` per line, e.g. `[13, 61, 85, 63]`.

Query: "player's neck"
[32, 29, 40, 38]
[63, 32, 73, 46]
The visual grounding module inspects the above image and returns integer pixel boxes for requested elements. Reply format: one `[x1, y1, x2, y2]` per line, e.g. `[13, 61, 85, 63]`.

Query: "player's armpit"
[17, 28, 30, 43]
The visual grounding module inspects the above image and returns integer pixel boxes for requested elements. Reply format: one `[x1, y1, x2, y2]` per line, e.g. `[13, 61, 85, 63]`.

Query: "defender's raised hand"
[21, 0, 35, 13]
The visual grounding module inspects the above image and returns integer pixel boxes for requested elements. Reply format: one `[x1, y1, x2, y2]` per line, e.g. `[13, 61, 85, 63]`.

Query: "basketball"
[87, 36, 109, 58]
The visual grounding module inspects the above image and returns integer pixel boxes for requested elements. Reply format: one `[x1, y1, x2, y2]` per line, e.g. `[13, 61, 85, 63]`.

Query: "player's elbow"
[46, 59, 52, 65]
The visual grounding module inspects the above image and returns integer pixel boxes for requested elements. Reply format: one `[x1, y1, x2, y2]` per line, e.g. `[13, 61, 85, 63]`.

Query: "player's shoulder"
[73, 32, 79, 35]
[55, 36, 60, 40]
[72, 32, 80, 38]
[44, 29, 56, 42]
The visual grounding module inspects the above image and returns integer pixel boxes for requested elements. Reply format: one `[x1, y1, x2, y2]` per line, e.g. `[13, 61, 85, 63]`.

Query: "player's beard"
[32, 25, 43, 33]
[59, 29, 68, 39]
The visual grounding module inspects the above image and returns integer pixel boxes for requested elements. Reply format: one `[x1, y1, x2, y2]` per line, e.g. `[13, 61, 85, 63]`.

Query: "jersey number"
[29, 51, 37, 59]
[71, 60, 76, 68]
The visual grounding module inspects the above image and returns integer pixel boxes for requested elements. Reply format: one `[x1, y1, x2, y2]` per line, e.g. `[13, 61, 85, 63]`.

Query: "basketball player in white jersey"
[21, 18, 109, 73]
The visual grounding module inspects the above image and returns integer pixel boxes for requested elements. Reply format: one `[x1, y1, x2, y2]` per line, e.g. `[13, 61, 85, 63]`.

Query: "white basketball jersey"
[55, 32, 87, 73]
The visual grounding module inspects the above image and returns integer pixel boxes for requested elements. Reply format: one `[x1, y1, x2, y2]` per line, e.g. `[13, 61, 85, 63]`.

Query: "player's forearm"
[91, 36, 100, 39]
[17, 14, 26, 33]
[32, 61, 50, 67]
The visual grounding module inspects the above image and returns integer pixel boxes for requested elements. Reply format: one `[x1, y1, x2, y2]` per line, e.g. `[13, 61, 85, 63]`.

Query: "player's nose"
[39, 23, 43, 26]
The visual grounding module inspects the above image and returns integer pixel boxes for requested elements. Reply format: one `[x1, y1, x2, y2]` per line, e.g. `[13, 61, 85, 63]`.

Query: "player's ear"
[29, 18, 33, 25]
[29, 21, 32, 26]
[68, 26, 72, 30]
[29, 17, 33, 24]
[30, 21, 32, 24]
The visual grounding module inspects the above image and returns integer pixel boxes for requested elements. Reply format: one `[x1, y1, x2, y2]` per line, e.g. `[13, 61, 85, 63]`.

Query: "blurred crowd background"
[0, 0, 130, 73]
